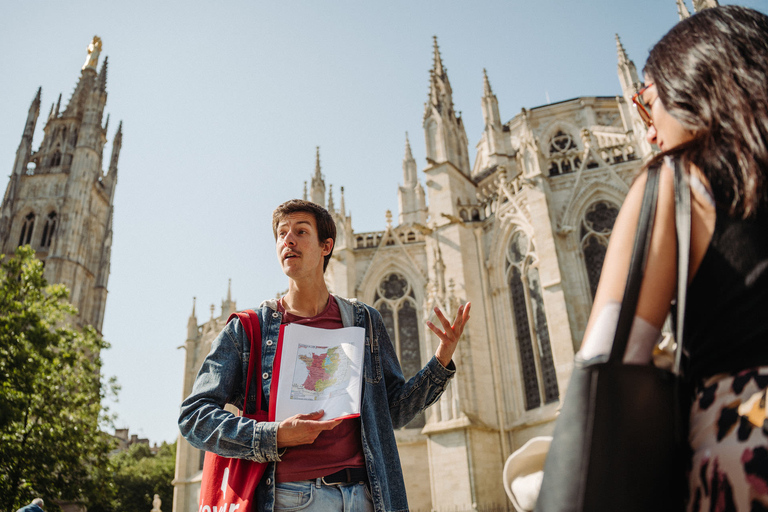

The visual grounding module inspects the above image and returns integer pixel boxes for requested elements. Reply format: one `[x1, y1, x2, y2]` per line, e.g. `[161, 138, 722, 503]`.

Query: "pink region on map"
[303, 353, 331, 391]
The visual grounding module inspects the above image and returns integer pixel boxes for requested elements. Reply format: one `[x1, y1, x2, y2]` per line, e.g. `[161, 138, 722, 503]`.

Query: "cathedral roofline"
[526, 95, 619, 112]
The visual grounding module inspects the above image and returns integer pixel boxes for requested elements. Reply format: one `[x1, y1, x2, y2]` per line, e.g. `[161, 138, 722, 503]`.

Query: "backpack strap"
[228, 309, 263, 415]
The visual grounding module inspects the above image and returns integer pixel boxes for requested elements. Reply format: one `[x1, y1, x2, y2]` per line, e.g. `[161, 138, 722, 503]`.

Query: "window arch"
[40, 211, 57, 249]
[506, 230, 559, 410]
[580, 201, 620, 300]
[18, 212, 35, 246]
[373, 272, 424, 428]
[51, 149, 62, 167]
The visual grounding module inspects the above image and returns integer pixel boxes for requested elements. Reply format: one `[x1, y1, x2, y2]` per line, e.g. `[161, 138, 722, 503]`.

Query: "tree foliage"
[97, 442, 176, 512]
[0, 246, 117, 512]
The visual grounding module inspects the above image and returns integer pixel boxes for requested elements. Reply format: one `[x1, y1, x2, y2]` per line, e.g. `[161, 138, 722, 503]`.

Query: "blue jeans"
[274, 479, 374, 512]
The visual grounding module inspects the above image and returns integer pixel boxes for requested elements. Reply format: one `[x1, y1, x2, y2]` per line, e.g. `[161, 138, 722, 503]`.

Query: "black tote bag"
[534, 163, 691, 512]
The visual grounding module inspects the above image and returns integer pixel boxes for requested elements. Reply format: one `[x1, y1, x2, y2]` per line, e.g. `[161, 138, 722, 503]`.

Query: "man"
[179, 199, 470, 512]
[17, 498, 44, 512]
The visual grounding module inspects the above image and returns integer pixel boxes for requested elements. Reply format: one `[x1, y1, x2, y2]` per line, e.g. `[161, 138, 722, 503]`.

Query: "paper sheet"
[272, 323, 365, 422]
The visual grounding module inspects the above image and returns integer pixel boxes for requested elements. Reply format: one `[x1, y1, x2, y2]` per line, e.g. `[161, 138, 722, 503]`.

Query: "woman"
[579, 6, 768, 510]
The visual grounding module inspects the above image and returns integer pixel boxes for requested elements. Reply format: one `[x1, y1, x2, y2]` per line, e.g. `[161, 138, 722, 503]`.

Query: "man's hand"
[428, 302, 471, 368]
[276, 410, 342, 448]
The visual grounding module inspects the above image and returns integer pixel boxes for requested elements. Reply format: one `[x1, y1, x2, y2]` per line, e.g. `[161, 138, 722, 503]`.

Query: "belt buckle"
[321, 468, 352, 486]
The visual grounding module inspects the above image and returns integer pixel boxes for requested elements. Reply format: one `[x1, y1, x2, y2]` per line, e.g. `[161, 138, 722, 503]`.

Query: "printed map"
[290, 344, 353, 400]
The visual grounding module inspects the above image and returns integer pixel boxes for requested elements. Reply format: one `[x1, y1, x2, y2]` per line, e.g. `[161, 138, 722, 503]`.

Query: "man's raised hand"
[428, 302, 471, 368]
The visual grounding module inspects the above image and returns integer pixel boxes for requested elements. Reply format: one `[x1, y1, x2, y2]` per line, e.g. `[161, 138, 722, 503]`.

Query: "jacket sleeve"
[368, 305, 456, 429]
[177, 318, 281, 463]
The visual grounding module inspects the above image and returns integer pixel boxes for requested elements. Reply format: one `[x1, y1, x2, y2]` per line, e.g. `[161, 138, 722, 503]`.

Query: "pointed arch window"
[18, 213, 35, 246]
[40, 211, 57, 249]
[374, 272, 424, 428]
[506, 230, 559, 410]
[51, 148, 62, 167]
[581, 201, 619, 300]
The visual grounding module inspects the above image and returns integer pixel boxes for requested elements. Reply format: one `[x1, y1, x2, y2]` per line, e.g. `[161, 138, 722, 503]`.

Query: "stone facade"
[174, 2, 716, 509]
[0, 36, 121, 334]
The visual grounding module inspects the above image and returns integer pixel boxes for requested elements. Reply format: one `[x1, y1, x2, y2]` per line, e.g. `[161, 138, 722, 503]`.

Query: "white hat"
[502, 436, 552, 512]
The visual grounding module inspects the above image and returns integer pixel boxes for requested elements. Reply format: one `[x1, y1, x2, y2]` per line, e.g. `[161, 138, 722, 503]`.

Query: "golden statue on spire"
[82, 35, 102, 71]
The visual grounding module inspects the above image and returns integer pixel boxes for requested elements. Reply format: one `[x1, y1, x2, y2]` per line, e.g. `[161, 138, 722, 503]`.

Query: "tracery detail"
[580, 201, 619, 299]
[505, 230, 559, 410]
[374, 272, 424, 428]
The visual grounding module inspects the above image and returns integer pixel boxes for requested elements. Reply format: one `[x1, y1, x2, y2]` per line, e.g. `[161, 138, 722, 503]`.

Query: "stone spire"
[187, 297, 198, 340]
[310, 146, 326, 207]
[398, 132, 428, 225]
[24, 88, 42, 139]
[676, 0, 691, 19]
[0, 88, 42, 242]
[327, 184, 335, 214]
[481, 69, 502, 133]
[423, 36, 470, 175]
[482, 68, 493, 97]
[616, 34, 641, 98]
[221, 279, 236, 317]
[339, 186, 346, 217]
[615, 33, 652, 158]
[109, 121, 122, 172]
[403, 132, 417, 187]
[98, 56, 108, 92]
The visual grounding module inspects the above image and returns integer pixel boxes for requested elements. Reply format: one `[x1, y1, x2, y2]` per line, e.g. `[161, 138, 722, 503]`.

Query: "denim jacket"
[179, 295, 456, 512]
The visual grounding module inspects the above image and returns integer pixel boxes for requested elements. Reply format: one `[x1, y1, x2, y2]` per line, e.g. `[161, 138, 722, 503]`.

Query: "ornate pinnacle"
[615, 34, 629, 65]
[404, 132, 414, 161]
[432, 36, 445, 77]
[314, 146, 322, 178]
[482, 68, 493, 97]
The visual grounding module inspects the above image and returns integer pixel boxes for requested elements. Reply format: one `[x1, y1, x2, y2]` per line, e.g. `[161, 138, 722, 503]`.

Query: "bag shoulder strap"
[610, 165, 661, 363]
[228, 309, 263, 414]
[672, 158, 691, 375]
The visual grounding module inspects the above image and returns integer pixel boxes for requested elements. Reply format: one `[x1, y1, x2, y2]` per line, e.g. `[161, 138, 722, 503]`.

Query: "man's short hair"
[272, 199, 336, 272]
[31, 499, 44, 508]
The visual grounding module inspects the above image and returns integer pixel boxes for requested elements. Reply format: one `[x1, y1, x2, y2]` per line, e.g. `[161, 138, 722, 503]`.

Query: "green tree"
[103, 442, 176, 512]
[0, 246, 117, 512]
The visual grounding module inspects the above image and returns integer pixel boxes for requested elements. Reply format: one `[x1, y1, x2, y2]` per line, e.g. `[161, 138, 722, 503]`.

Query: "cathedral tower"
[0, 36, 121, 333]
[423, 37, 470, 175]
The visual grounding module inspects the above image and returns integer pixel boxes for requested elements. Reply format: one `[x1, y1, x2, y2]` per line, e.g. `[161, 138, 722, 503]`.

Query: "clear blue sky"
[2, 0, 764, 444]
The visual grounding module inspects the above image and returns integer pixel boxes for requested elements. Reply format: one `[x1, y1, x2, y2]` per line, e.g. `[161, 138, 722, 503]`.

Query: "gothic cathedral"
[173, 3, 714, 511]
[0, 36, 121, 334]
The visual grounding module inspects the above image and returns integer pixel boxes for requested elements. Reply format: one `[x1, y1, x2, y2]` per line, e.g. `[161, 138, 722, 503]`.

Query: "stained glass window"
[374, 272, 425, 428]
[581, 201, 619, 300]
[506, 230, 559, 410]
[40, 211, 57, 249]
[18, 213, 35, 246]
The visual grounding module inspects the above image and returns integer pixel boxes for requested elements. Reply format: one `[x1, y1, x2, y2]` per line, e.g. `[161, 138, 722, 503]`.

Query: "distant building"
[173, 3, 715, 511]
[0, 36, 121, 334]
[112, 428, 159, 456]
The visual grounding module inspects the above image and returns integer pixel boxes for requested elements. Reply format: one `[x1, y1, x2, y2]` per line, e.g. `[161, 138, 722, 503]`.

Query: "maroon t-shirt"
[274, 296, 366, 483]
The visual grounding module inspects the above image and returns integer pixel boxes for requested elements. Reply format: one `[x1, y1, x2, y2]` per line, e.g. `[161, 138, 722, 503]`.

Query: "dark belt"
[321, 467, 368, 485]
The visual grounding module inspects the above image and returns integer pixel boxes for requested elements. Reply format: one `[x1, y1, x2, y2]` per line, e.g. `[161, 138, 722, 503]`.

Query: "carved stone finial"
[151, 493, 162, 512]
[82, 36, 103, 71]
[580, 128, 593, 149]
[385, 210, 393, 229]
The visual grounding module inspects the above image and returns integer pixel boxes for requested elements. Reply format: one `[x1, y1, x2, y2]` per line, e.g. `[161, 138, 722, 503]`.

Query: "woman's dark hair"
[644, 5, 768, 217]
[272, 199, 336, 271]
